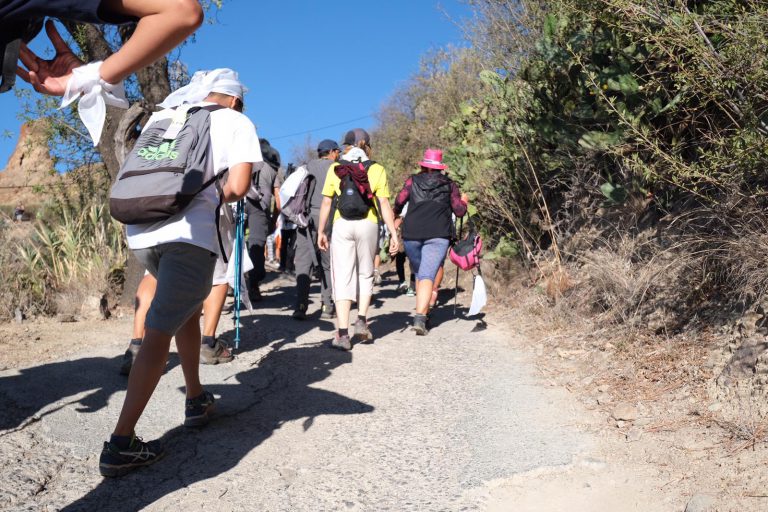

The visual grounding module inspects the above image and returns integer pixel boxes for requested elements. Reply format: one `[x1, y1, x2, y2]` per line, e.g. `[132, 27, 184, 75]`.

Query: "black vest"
[402, 172, 454, 240]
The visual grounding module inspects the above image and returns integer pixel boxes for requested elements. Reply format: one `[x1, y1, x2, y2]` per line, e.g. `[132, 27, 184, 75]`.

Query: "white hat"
[158, 68, 247, 109]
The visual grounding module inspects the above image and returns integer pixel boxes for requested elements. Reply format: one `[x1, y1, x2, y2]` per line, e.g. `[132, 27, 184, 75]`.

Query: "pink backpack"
[449, 215, 482, 271]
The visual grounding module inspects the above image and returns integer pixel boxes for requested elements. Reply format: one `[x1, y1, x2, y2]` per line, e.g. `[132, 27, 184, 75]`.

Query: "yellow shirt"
[321, 161, 390, 224]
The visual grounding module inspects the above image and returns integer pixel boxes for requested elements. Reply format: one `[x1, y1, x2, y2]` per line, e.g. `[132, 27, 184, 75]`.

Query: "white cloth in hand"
[61, 61, 129, 146]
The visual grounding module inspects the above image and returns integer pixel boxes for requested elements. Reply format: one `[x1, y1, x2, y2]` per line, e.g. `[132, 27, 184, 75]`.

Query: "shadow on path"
[61, 341, 373, 512]
[0, 356, 181, 433]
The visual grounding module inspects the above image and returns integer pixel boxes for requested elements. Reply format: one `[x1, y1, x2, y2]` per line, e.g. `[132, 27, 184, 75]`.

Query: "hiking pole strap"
[454, 215, 464, 317]
[215, 200, 228, 264]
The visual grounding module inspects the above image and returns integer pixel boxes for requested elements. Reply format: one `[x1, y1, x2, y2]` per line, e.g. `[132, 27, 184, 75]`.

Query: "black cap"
[317, 139, 340, 152]
[342, 128, 370, 146]
[259, 138, 281, 170]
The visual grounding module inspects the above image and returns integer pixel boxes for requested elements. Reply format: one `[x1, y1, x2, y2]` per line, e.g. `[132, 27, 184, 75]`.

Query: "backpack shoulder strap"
[201, 104, 226, 113]
[305, 174, 317, 216]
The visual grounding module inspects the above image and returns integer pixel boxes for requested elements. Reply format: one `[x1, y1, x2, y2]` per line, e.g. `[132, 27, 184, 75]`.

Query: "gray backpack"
[110, 104, 224, 224]
[280, 165, 316, 229]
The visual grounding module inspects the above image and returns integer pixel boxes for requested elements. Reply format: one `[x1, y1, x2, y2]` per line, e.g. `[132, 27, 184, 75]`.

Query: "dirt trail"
[0, 272, 680, 511]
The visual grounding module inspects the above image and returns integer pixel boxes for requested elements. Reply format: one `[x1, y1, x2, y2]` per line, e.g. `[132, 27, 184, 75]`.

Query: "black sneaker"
[184, 390, 216, 427]
[292, 304, 307, 320]
[119, 340, 141, 376]
[248, 286, 262, 303]
[99, 435, 164, 477]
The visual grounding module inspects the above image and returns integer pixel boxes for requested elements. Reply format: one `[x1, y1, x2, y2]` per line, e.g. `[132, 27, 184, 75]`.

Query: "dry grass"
[0, 203, 125, 321]
[575, 233, 686, 329]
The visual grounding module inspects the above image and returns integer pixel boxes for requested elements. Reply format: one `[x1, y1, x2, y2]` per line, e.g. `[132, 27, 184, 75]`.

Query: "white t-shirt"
[126, 103, 262, 255]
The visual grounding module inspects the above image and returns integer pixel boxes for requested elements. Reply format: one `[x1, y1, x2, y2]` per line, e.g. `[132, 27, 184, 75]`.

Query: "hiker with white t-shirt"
[99, 69, 262, 478]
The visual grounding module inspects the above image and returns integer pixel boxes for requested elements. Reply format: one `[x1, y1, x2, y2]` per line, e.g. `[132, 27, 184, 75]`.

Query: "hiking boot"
[200, 338, 234, 365]
[320, 304, 335, 319]
[373, 270, 382, 285]
[248, 286, 262, 303]
[405, 286, 416, 297]
[331, 333, 352, 351]
[353, 318, 372, 342]
[99, 435, 164, 477]
[292, 304, 308, 320]
[412, 314, 429, 336]
[119, 339, 142, 376]
[184, 390, 216, 428]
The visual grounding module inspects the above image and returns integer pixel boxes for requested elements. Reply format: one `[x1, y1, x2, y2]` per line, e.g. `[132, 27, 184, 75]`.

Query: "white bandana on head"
[158, 68, 247, 109]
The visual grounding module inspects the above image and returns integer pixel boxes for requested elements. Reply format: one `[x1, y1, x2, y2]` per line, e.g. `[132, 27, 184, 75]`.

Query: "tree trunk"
[64, 22, 173, 305]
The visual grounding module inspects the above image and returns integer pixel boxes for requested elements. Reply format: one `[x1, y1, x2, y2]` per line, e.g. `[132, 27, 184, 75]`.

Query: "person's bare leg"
[132, 274, 156, 339]
[373, 254, 381, 279]
[357, 293, 372, 319]
[175, 309, 205, 399]
[431, 266, 444, 307]
[415, 279, 434, 315]
[336, 299, 353, 330]
[100, 0, 204, 84]
[434, 266, 444, 291]
[202, 284, 228, 337]
[113, 326, 172, 436]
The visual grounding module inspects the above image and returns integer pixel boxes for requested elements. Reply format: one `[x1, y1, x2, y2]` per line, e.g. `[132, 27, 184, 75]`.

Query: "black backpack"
[335, 161, 375, 220]
[245, 163, 265, 210]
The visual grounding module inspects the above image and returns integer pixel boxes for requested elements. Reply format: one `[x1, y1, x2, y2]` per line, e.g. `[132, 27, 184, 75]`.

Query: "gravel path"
[0, 273, 592, 511]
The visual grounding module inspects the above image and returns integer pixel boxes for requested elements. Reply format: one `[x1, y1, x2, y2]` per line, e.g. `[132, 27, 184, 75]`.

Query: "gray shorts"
[246, 206, 270, 246]
[133, 242, 217, 336]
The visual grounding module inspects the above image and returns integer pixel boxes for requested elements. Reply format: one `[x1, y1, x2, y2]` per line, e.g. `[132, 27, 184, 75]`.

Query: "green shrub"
[445, 0, 768, 251]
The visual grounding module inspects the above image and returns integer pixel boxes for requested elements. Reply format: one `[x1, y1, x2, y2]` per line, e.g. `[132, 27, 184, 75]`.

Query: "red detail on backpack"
[449, 233, 482, 271]
[334, 162, 374, 200]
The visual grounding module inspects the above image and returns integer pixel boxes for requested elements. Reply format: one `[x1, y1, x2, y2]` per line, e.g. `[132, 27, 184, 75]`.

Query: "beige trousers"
[330, 218, 379, 302]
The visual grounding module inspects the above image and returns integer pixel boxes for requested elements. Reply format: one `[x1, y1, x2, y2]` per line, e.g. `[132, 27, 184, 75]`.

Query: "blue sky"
[0, 0, 473, 168]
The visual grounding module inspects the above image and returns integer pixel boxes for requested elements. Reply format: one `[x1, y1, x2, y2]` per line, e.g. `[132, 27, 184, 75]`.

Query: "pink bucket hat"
[419, 148, 447, 170]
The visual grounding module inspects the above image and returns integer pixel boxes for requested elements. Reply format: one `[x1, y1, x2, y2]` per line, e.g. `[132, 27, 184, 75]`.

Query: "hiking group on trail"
[106, 73, 472, 477]
[0, 2, 481, 480]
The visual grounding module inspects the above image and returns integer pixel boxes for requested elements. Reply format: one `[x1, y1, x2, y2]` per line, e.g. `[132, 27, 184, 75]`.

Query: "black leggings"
[395, 252, 415, 284]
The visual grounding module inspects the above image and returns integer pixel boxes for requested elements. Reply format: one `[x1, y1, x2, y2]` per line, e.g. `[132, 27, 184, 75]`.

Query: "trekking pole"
[454, 216, 464, 318]
[233, 199, 245, 350]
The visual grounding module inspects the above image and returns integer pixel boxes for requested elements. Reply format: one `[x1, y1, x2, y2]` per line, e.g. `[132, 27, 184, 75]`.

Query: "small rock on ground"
[685, 493, 715, 512]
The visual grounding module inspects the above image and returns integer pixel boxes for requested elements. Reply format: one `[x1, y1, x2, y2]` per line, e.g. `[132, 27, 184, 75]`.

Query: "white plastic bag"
[468, 274, 487, 316]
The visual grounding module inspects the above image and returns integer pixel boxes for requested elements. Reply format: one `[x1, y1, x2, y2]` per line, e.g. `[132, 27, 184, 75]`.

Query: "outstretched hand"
[16, 20, 84, 96]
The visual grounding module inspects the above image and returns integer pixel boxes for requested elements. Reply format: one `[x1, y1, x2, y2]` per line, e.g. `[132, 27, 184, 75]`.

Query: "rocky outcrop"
[0, 121, 60, 207]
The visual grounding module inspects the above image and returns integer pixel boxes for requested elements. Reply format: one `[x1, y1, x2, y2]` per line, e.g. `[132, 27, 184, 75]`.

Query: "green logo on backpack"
[137, 140, 179, 161]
